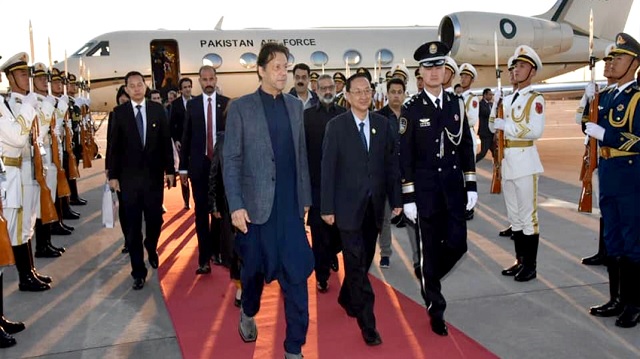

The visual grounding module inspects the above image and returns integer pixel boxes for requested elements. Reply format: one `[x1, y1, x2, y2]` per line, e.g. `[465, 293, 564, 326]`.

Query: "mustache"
[321, 93, 335, 104]
[296, 82, 305, 87]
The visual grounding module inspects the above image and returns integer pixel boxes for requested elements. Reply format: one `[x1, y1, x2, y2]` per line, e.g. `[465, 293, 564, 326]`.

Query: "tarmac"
[1, 99, 639, 359]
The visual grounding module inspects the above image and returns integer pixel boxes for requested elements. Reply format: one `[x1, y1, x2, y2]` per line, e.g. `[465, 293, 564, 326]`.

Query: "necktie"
[511, 92, 520, 105]
[206, 97, 214, 161]
[359, 122, 368, 151]
[135, 105, 144, 145]
[435, 98, 441, 110]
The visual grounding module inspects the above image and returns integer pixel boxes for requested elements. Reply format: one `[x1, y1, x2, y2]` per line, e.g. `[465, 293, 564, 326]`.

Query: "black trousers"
[476, 135, 496, 162]
[338, 200, 379, 331]
[308, 206, 340, 283]
[191, 162, 220, 267]
[120, 182, 164, 280]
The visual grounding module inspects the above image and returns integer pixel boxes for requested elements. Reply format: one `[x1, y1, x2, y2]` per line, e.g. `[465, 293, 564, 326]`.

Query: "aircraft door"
[150, 40, 180, 100]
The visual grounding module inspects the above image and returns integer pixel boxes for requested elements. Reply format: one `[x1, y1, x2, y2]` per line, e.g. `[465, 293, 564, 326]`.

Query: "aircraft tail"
[536, 0, 634, 41]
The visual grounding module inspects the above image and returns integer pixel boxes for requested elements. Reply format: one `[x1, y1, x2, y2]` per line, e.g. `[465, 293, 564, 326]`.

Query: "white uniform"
[461, 89, 480, 156]
[0, 98, 35, 245]
[499, 85, 545, 235]
[8, 93, 39, 243]
[35, 94, 58, 208]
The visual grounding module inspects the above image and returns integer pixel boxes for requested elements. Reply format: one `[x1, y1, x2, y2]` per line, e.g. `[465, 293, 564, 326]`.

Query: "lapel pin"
[372, 128, 376, 135]
[152, 123, 157, 128]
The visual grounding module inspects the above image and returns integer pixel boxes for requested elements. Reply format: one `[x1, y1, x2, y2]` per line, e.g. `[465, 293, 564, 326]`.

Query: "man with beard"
[180, 66, 230, 274]
[288, 63, 318, 110]
[304, 74, 345, 292]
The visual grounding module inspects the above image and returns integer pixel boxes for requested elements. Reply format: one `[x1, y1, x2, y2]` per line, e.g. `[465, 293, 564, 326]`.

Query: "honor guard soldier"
[31, 63, 65, 257]
[62, 72, 87, 206]
[575, 43, 617, 266]
[458, 63, 480, 220]
[491, 45, 545, 282]
[443, 56, 459, 94]
[400, 41, 477, 337]
[584, 33, 640, 328]
[1, 52, 52, 292]
[333, 72, 347, 107]
[309, 71, 319, 93]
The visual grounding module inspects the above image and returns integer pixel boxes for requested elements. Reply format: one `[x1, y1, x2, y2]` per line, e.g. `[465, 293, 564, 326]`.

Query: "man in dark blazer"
[224, 42, 313, 359]
[108, 71, 175, 290]
[321, 73, 402, 346]
[169, 78, 193, 209]
[179, 66, 229, 275]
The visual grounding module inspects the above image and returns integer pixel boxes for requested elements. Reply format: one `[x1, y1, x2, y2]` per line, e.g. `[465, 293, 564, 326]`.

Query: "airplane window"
[86, 41, 110, 57]
[204, 53, 223, 68]
[310, 51, 329, 67]
[287, 54, 295, 67]
[72, 42, 96, 57]
[344, 50, 361, 66]
[375, 49, 393, 66]
[239, 53, 256, 69]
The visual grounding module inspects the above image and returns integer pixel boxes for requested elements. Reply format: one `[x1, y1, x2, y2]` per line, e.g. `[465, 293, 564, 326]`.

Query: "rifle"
[80, 104, 93, 168]
[578, 10, 598, 213]
[49, 114, 71, 197]
[0, 166, 15, 266]
[64, 111, 81, 180]
[31, 119, 59, 224]
[490, 31, 504, 194]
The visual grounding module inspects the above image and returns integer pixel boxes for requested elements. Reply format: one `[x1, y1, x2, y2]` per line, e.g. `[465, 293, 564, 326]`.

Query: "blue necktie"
[135, 105, 144, 145]
[359, 122, 367, 151]
[435, 98, 441, 110]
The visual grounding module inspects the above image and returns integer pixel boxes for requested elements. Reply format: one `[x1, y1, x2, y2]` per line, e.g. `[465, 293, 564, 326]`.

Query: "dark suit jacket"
[321, 111, 401, 231]
[107, 100, 174, 189]
[478, 99, 493, 137]
[179, 94, 229, 179]
[169, 96, 188, 143]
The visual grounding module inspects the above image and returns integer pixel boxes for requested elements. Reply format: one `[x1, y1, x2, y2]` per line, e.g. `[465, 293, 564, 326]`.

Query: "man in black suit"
[321, 72, 402, 346]
[475, 88, 495, 162]
[170, 78, 193, 209]
[179, 66, 230, 274]
[304, 74, 345, 293]
[108, 71, 175, 290]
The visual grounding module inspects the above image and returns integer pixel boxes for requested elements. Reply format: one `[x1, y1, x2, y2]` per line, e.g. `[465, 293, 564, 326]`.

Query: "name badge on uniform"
[419, 118, 431, 127]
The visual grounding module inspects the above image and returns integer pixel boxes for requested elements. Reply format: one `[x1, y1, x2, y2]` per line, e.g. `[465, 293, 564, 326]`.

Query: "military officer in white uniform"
[31, 63, 65, 257]
[458, 63, 479, 220]
[443, 56, 459, 95]
[0, 52, 51, 292]
[491, 45, 545, 282]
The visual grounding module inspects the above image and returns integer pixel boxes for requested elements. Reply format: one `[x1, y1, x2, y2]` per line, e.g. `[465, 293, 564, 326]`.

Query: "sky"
[1, 0, 639, 83]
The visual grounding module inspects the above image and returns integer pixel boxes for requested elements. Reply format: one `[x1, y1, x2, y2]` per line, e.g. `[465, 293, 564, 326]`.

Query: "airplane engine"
[439, 12, 574, 65]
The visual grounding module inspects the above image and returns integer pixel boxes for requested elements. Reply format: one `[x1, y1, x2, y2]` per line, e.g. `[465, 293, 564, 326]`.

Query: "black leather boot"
[502, 230, 524, 276]
[26, 241, 52, 284]
[50, 221, 72, 236]
[62, 197, 81, 219]
[498, 226, 513, 238]
[0, 273, 25, 335]
[12, 244, 49, 292]
[34, 219, 62, 258]
[615, 258, 640, 328]
[590, 257, 624, 317]
[47, 223, 66, 253]
[55, 197, 76, 231]
[68, 179, 87, 205]
[515, 234, 538, 282]
[0, 325, 16, 348]
[582, 217, 606, 266]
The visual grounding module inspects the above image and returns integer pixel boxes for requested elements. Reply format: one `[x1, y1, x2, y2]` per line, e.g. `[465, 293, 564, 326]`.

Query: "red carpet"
[157, 188, 498, 359]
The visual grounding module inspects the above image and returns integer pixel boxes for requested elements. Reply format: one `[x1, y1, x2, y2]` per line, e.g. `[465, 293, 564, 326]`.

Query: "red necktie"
[207, 97, 214, 161]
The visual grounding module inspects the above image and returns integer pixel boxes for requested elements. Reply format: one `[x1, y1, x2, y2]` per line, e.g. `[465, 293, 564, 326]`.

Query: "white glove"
[585, 82, 596, 101]
[585, 122, 605, 141]
[494, 118, 505, 130]
[494, 88, 502, 103]
[22, 93, 39, 108]
[403, 202, 417, 224]
[44, 95, 56, 107]
[466, 191, 478, 211]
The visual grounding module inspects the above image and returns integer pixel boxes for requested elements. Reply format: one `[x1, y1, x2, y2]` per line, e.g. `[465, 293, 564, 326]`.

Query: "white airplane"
[55, 0, 634, 112]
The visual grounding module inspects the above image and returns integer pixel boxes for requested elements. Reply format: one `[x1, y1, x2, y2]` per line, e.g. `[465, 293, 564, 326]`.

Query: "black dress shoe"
[48, 243, 66, 253]
[0, 316, 25, 335]
[69, 197, 87, 206]
[195, 263, 211, 275]
[35, 247, 62, 258]
[590, 298, 624, 317]
[0, 327, 16, 348]
[148, 252, 159, 269]
[316, 281, 328, 293]
[33, 270, 52, 284]
[61, 222, 75, 231]
[330, 256, 339, 272]
[212, 254, 223, 266]
[132, 278, 145, 290]
[18, 275, 50, 292]
[62, 209, 80, 220]
[581, 253, 606, 266]
[51, 222, 73, 236]
[430, 318, 448, 336]
[615, 306, 640, 328]
[121, 246, 129, 254]
[514, 266, 537, 282]
[501, 262, 523, 276]
[499, 227, 513, 237]
[362, 328, 382, 346]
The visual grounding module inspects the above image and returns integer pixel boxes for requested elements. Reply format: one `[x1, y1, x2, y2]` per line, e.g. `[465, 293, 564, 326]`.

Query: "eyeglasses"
[319, 85, 335, 92]
[349, 89, 372, 97]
